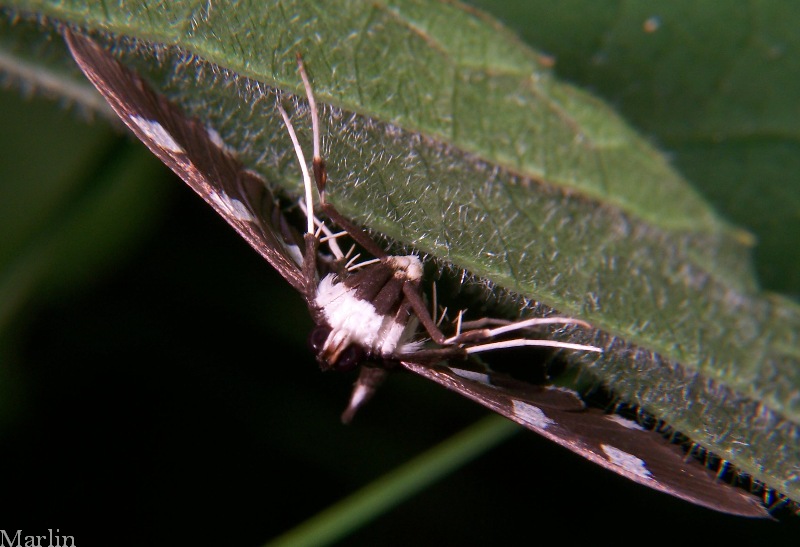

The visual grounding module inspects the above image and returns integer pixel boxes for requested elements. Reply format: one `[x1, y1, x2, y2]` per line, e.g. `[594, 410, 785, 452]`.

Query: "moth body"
[313, 256, 424, 369]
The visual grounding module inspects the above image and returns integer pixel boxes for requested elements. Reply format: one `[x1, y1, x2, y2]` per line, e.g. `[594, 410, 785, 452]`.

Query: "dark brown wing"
[64, 29, 307, 294]
[402, 361, 768, 518]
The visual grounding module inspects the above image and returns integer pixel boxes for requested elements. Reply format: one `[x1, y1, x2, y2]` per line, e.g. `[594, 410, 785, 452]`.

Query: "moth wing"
[401, 361, 768, 518]
[65, 30, 307, 294]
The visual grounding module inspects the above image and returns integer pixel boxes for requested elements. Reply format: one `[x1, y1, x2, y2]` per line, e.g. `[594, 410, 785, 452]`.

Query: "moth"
[64, 29, 767, 518]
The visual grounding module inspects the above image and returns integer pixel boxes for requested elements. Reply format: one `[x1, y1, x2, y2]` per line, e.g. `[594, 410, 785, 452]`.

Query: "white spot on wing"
[606, 415, 646, 431]
[206, 126, 237, 155]
[545, 385, 583, 401]
[206, 126, 225, 148]
[512, 400, 555, 430]
[450, 368, 492, 385]
[285, 244, 304, 268]
[210, 191, 255, 222]
[601, 444, 653, 480]
[130, 115, 184, 153]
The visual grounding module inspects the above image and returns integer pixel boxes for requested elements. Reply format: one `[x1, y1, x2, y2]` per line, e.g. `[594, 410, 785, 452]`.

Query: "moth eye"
[333, 344, 365, 373]
[308, 325, 332, 355]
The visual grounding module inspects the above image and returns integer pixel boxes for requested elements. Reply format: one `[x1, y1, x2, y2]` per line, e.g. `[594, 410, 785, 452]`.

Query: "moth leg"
[450, 316, 592, 343]
[448, 316, 602, 353]
[403, 283, 602, 353]
[398, 280, 597, 352]
[465, 338, 602, 354]
[458, 317, 513, 330]
[400, 281, 452, 345]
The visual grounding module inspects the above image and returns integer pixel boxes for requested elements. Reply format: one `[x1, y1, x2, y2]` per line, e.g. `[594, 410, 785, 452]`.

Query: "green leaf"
[469, 0, 800, 296]
[2, 0, 799, 512]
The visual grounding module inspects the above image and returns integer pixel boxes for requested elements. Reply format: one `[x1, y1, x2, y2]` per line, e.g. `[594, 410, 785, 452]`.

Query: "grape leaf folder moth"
[64, 28, 767, 518]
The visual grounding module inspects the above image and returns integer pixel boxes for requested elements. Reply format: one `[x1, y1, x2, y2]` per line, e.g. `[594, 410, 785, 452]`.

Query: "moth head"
[308, 324, 366, 373]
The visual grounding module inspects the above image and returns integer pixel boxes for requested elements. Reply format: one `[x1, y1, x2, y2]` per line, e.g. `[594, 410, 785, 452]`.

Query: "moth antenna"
[296, 53, 327, 197]
[276, 101, 315, 235]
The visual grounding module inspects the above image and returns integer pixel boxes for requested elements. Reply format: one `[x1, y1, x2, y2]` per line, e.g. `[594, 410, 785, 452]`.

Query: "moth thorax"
[313, 255, 423, 371]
